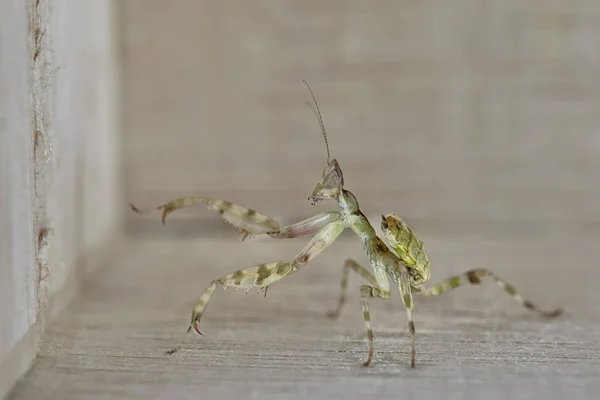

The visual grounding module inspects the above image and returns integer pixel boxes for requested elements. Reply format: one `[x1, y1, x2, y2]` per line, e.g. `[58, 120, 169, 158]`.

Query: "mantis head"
[309, 158, 344, 205]
[302, 80, 344, 205]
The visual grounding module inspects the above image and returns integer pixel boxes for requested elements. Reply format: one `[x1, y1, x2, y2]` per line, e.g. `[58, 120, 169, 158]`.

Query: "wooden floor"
[8, 220, 600, 399]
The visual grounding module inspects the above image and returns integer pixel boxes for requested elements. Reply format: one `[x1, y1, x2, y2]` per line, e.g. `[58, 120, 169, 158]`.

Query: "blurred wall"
[0, 0, 120, 396]
[123, 1, 600, 231]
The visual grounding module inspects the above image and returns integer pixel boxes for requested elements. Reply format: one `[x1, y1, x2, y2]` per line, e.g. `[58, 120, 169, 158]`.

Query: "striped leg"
[360, 285, 391, 367]
[417, 268, 563, 317]
[289, 220, 346, 271]
[397, 270, 416, 368]
[166, 219, 346, 355]
[268, 211, 341, 239]
[327, 259, 378, 318]
[165, 261, 295, 355]
[130, 197, 342, 241]
[187, 261, 293, 336]
[130, 197, 280, 239]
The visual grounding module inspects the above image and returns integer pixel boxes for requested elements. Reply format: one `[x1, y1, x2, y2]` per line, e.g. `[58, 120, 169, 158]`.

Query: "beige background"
[124, 0, 600, 228]
[5, 0, 600, 398]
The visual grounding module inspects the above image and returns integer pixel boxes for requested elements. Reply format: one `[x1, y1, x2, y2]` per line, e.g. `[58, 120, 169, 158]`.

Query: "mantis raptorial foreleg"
[130, 198, 341, 241]
[166, 219, 346, 355]
[129, 197, 279, 239]
[268, 211, 341, 239]
[185, 261, 293, 337]
[416, 268, 563, 318]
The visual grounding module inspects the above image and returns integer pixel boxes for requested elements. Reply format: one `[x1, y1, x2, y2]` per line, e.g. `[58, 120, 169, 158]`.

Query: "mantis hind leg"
[417, 268, 563, 317]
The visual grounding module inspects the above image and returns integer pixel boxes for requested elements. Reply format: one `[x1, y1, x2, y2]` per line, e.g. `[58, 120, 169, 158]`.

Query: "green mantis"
[130, 81, 563, 368]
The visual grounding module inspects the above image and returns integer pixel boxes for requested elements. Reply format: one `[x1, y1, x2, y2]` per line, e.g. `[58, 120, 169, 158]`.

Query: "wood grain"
[8, 227, 600, 399]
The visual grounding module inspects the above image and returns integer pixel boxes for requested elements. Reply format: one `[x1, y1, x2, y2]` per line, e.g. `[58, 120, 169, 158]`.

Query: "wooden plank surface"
[8, 221, 600, 399]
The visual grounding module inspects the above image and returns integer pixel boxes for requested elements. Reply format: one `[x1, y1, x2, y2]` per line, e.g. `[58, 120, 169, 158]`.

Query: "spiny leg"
[327, 259, 378, 318]
[165, 260, 293, 355]
[192, 262, 293, 335]
[166, 219, 346, 355]
[289, 219, 346, 271]
[130, 197, 341, 241]
[417, 268, 563, 317]
[360, 285, 391, 367]
[129, 197, 279, 239]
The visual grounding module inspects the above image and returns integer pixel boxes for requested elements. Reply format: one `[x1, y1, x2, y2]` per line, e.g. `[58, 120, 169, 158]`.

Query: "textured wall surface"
[0, 1, 36, 396]
[124, 0, 600, 229]
[0, 0, 120, 397]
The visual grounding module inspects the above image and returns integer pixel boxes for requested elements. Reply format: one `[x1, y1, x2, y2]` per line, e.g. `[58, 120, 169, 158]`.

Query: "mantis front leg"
[130, 196, 340, 240]
[129, 197, 279, 239]
[268, 211, 341, 239]
[166, 219, 346, 355]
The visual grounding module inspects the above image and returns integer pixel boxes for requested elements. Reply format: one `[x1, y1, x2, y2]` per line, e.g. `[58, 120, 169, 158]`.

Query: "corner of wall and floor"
[0, 0, 122, 397]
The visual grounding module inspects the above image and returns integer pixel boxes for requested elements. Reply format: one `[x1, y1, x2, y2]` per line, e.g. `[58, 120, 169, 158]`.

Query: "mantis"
[130, 81, 563, 368]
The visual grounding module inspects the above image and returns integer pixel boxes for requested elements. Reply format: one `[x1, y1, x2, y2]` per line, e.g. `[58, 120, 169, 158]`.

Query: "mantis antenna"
[302, 79, 331, 162]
